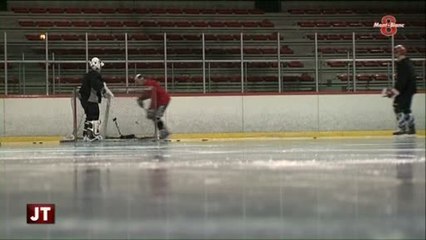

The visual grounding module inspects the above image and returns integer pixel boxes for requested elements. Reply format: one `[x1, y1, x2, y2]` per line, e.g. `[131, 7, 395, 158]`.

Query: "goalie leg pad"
[84, 120, 102, 141]
[396, 113, 407, 131]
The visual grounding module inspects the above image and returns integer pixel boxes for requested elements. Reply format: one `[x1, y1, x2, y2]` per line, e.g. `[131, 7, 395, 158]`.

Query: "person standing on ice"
[78, 57, 114, 141]
[383, 45, 417, 135]
[134, 74, 171, 139]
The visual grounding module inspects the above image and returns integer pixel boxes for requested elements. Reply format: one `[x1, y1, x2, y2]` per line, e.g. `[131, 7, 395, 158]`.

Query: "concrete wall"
[0, 93, 424, 137]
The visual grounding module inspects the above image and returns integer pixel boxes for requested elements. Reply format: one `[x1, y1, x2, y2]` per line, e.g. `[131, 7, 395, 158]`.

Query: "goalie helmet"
[89, 57, 104, 71]
[394, 45, 407, 56]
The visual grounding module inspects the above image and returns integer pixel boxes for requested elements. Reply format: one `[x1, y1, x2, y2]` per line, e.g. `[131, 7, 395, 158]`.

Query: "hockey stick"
[112, 117, 136, 139]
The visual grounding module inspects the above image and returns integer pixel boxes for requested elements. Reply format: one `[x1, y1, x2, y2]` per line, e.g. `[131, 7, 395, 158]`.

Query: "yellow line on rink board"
[169, 130, 426, 142]
[0, 136, 62, 146]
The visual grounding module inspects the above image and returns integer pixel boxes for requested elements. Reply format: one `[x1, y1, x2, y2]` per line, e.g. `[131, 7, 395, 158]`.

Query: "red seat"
[259, 20, 274, 27]
[72, 21, 89, 27]
[217, 34, 236, 41]
[149, 34, 163, 41]
[134, 8, 149, 14]
[81, 8, 98, 14]
[183, 9, 200, 14]
[216, 9, 233, 14]
[374, 74, 388, 81]
[320, 48, 336, 54]
[30, 8, 47, 13]
[123, 21, 139, 27]
[261, 48, 277, 54]
[36, 21, 54, 27]
[330, 21, 347, 27]
[356, 74, 371, 81]
[315, 21, 330, 27]
[288, 9, 304, 14]
[244, 48, 261, 54]
[417, 47, 426, 53]
[241, 21, 258, 28]
[65, 8, 81, 14]
[226, 21, 242, 27]
[335, 48, 348, 54]
[287, 61, 304, 68]
[140, 21, 157, 27]
[234, 9, 249, 14]
[299, 21, 315, 27]
[282, 76, 300, 82]
[99, 8, 115, 14]
[373, 34, 388, 40]
[25, 34, 40, 41]
[19, 20, 35, 27]
[204, 34, 217, 41]
[406, 34, 422, 39]
[192, 21, 208, 27]
[166, 8, 182, 14]
[175, 21, 191, 27]
[98, 34, 114, 41]
[131, 34, 149, 40]
[54, 21, 72, 27]
[12, 7, 28, 13]
[362, 61, 380, 67]
[200, 9, 216, 14]
[48, 34, 62, 41]
[209, 21, 226, 27]
[106, 21, 123, 27]
[167, 34, 183, 41]
[337, 9, 354, 14]
[62, 34, 80, 41]
[89, 21, 106, 27]
[322, 9, 337, 14]
[347, 21, 363, 27]
[150, 8, 167, 14]
[174, 48, 192, 54]
[337, 74, 352, 81]
[327, 61, 346, 67]
[280, 47, 294, 54]
[326, 34, 340, 40]
[340, 34, 353, 40]
[117, 8, 133, 14]
[300, 74, 314, 81]
[305, 9, 321, 14]
[357, 34, 374, 40]
[183, 34, 201, 40]
[47, 8, 64, 13]
[158, 21, 174, 27]
[368, 48, 384, 54]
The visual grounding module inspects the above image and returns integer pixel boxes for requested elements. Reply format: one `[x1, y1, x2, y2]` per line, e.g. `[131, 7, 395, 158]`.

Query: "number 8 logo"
[381, 15, 397, 36]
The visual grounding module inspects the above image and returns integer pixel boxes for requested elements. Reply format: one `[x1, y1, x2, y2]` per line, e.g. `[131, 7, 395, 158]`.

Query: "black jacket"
[395, 57, 417, 96]
[79, 70, 104, 103]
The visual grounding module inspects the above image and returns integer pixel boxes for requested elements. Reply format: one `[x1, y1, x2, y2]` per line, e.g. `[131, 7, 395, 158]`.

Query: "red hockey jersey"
[143, 79, 171, 108]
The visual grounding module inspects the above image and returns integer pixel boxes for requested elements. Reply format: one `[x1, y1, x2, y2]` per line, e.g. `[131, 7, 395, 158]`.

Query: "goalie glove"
[136, 97, 145, 108]
[102, 82, 114, 98]
[382, 88, 399, 98]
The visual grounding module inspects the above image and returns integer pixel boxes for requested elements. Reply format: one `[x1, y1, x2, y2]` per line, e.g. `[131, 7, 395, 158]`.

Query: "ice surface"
[0, 137, 425, 239]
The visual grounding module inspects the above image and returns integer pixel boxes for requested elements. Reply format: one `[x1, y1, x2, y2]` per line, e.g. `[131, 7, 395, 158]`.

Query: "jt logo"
[26, 204, 55, 224]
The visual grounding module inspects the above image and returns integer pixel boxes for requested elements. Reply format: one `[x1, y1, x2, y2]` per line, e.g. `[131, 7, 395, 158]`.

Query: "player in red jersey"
[135, 74, 171, 139]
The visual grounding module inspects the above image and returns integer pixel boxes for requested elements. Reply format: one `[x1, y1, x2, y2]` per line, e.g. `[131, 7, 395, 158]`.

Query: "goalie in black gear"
[383, 45, 417, 135]
[78, 57, 114, 141]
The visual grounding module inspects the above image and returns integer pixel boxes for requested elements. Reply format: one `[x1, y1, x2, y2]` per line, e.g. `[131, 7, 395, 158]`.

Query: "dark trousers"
[80, 100, 100, 121]
[393, 93, 414, 114]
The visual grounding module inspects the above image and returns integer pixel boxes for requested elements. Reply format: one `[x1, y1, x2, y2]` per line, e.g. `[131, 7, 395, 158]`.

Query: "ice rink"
[0, 137, 425, 239]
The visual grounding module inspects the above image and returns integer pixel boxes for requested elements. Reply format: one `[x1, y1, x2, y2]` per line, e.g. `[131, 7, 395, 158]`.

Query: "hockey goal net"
[68, 86, 158, 141]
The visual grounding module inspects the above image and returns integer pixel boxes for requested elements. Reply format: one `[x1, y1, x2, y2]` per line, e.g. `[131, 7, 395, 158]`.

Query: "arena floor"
[0, 137, 425, 239]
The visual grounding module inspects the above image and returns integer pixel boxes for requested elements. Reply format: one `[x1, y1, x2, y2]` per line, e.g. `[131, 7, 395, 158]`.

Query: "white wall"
[0, 93, 424, 137]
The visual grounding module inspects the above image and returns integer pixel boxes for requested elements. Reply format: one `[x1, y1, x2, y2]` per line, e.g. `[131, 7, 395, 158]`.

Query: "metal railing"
[1, 31, 425, 95]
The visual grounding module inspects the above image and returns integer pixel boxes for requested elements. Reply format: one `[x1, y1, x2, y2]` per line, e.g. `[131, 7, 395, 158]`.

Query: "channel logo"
[26, 204, 55, 224]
